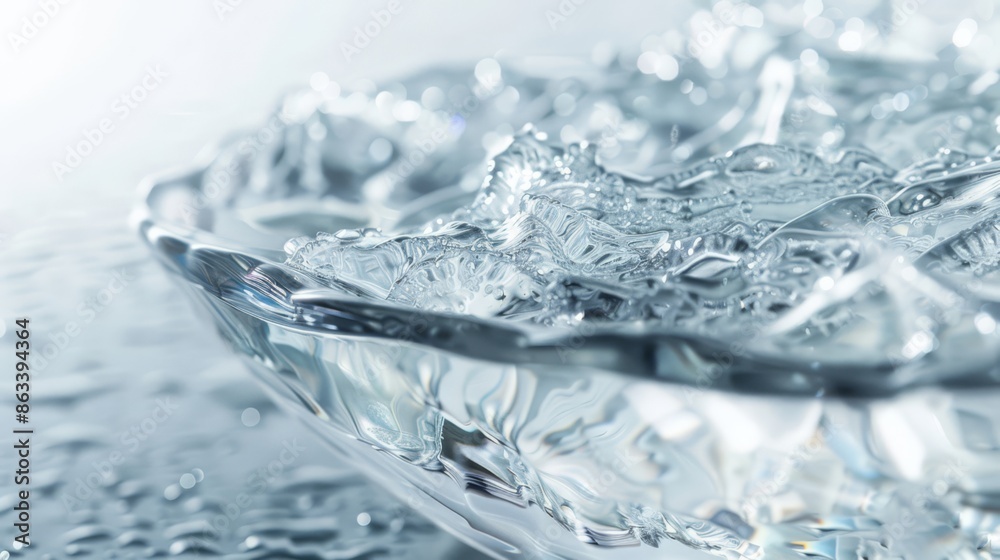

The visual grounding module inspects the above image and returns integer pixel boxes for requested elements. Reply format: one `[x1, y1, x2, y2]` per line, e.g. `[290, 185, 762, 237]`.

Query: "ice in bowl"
[137, 26, 1000, 560]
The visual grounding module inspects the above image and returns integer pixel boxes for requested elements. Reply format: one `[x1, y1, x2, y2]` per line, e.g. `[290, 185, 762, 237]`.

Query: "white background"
[0, 0, 698, 225]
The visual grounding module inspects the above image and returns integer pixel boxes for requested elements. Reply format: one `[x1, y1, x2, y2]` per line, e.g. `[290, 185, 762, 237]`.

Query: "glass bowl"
[134, 62, 1000, 560]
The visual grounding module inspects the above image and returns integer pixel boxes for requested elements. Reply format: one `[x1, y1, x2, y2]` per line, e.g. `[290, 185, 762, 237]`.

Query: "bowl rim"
[132, 109, 1000, 400]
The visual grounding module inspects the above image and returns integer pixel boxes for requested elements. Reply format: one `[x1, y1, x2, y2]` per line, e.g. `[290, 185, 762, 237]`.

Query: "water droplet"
[334, 229, 362, 240]
[179, 473, 196, 489]
[163, 484, 181, 501]
[241, 407, 261, 427]
[975, 313, 997, 334]
[309, 71, 330, 91]
[898, 189, 942, 215]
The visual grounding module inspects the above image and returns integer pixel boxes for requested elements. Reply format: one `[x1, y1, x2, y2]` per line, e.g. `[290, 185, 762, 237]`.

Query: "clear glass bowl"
[135, 63, 1000, 560]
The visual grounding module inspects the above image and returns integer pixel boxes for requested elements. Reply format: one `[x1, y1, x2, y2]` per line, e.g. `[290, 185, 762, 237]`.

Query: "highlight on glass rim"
[4, 1, 1000, 559]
